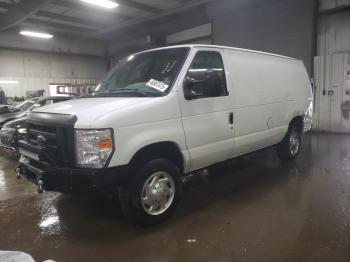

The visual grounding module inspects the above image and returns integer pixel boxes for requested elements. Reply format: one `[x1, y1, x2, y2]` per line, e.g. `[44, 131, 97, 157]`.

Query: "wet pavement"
[1, 133, 350, 262]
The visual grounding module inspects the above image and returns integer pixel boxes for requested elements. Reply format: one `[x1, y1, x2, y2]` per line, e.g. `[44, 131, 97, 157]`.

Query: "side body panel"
[223, 49, 312, 157]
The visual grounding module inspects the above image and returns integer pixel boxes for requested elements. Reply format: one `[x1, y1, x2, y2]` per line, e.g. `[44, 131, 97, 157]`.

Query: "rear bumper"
[18, 155, 130, 193]
[303, 116, 312, 133]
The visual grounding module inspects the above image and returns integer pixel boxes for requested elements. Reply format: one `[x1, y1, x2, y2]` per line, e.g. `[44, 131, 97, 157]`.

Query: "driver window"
[186, 51, 227, 98]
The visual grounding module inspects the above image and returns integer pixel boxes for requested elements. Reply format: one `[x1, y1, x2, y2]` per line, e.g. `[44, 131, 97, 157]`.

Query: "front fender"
[109, 118, 191, 172]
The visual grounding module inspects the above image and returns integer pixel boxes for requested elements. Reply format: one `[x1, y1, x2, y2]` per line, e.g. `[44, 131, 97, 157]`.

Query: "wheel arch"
[289, 115, 304, 132]
[129, 141, 185, 173]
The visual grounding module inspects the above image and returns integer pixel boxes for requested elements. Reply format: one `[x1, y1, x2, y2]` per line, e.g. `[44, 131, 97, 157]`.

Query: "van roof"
[139, 44, 299, 61]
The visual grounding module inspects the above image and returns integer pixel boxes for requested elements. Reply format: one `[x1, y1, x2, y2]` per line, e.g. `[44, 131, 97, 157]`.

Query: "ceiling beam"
[84, 0, 214, 40]
[0, 28, 108, 57]
[54, 0, 160, 13]
[116, 0, 161, 12]
[108, 6, 210, 55]
[319, 5, 350, 15]
[24, 18, 95, 36]
[0, 0, 54, 30]
[35, 10, 105, 30]
[0, 2, 12, 10]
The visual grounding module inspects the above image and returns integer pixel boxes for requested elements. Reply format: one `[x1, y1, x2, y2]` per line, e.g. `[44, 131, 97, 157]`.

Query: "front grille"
[27, 123, 59, 154]
[21, 112, 77, 167]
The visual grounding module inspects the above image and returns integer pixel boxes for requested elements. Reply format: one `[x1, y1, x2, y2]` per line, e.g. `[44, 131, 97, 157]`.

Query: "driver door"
[179, 48, 235, 171]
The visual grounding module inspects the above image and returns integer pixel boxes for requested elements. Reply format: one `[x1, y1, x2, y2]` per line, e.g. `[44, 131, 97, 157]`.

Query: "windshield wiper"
[95, 89, 164, 97]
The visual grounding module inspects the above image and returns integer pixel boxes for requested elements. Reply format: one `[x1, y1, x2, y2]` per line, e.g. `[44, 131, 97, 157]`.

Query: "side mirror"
[183, 70, 218, 100]
[184, 76, 202, 100]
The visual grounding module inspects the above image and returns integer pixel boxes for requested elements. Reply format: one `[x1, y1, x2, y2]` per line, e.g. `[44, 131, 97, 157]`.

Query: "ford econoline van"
[16, 45, 313, 225]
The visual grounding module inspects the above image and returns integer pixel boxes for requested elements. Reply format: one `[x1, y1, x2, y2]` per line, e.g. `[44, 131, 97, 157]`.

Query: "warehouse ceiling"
[0, 0, 213, 43]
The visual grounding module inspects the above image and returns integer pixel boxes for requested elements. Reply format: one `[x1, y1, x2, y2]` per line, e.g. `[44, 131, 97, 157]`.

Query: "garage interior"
[0, 0, 350, 261]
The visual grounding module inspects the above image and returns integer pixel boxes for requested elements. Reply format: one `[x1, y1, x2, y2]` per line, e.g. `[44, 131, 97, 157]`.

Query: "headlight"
[75, 129, 114, 168]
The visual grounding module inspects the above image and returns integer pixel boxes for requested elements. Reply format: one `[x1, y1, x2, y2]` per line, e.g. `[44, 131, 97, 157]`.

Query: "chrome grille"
[25, 123, 71, 165]
[20, 112, 77, 167]
[27, 123, 58, 151]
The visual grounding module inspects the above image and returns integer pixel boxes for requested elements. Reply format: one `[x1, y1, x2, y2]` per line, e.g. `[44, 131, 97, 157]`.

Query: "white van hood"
[33, 95, 180, 129]
[34, 97, 156, 128]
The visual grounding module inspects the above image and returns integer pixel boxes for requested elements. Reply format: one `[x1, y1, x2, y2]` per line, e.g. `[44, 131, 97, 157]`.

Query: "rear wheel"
[277, 126, 301, 161]
[118, 159, 182, 226]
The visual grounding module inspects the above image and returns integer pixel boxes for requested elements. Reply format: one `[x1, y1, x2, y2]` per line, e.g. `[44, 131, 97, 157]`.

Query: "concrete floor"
[0, 133, 350, 262]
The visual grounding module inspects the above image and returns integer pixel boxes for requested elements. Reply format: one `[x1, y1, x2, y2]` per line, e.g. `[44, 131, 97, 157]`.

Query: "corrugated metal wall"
[313, 0, 350, 132]
[0, 49, 108, 98]
[318, 12, 350, 56]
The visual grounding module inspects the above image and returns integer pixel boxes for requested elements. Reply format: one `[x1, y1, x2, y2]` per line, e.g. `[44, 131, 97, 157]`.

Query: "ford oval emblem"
[37, 134, 47, 144]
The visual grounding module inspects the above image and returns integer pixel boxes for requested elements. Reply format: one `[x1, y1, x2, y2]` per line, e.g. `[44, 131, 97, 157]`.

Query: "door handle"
[229, 112, 234, 125]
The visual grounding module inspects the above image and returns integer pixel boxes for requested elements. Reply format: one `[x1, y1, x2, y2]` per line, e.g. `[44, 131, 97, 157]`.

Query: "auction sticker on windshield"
[146, 79, 169, 92]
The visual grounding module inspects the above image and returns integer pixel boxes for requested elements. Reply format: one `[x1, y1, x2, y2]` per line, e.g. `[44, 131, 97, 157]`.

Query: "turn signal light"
[96, 139, 113, 149]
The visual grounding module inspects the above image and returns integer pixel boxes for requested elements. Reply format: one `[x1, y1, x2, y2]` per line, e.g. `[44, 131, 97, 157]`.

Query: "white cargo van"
[17, 45, 313, 225]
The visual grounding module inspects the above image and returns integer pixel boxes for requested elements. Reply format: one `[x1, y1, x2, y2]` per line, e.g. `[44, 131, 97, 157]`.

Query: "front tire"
[118, 159, 182, 226]
[277, 126, 301, 161]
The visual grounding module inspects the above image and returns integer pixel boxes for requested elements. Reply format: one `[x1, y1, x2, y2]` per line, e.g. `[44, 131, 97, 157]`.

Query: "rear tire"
[277, 126, 301, 161]
[118, 159, 182, 226]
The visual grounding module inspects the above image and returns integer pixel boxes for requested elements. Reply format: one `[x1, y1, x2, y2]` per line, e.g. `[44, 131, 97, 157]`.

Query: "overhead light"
[19, 30, 54, 39]
[80, 0, 119, 9]
[0, 80, 19, 84]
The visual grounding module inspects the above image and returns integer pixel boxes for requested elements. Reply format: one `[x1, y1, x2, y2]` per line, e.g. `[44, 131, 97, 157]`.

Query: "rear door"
[179, 48, 235, 171]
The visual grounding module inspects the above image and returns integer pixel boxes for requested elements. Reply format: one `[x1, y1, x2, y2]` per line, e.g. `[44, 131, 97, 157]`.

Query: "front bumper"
[303, 116, 312, 133]
[18, 155, 130, 193]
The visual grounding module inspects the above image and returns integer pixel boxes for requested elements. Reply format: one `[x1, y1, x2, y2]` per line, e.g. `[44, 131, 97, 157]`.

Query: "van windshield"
[93, 47, 189, 97]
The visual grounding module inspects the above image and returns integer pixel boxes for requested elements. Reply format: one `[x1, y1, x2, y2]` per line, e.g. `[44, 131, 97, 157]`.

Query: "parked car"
[0, 117, 26, 156]
[0, 105, 21, 114]
[0, 98, 40, 128]
[16, 45, 313, 225]
[0, 96, 72, 154]
[0, 87, 5, 104]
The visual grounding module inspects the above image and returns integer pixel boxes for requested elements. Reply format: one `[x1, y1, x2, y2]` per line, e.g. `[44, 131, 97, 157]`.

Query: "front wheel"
[277, 126, 301, 161]
[118, 159, 182, 226]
